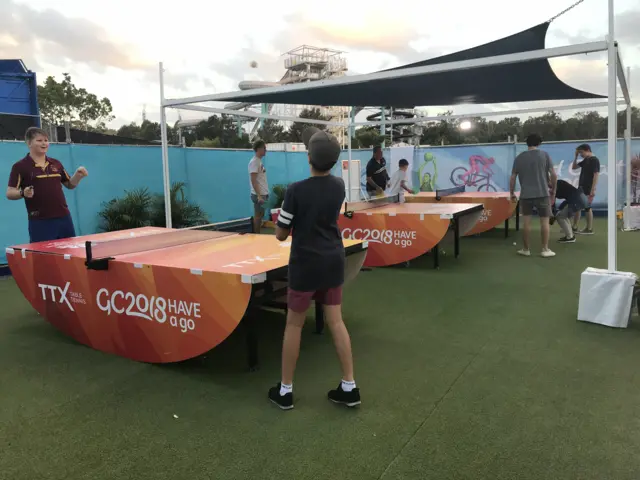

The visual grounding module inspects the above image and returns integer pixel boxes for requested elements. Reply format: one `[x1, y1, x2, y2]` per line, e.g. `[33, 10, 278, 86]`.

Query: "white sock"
[280, 383, 292, 396]
[341, 380, 356, 392]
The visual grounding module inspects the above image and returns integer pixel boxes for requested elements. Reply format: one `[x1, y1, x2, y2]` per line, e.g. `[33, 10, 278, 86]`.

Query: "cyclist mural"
[451, 154, 497, 192]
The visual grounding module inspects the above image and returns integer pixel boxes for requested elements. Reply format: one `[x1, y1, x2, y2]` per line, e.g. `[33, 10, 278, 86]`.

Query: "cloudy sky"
[1, 0, 639, 128]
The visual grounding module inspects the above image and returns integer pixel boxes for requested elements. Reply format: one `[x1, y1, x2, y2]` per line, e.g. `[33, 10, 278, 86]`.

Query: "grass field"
[1, 218, 639, 480]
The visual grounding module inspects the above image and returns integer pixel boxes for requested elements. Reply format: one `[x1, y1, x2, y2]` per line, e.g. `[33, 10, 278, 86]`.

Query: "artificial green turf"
[1, 218, 639, 480]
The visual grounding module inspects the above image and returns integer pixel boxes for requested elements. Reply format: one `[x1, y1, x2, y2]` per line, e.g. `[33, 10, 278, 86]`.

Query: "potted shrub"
[98, 182, 208, 232]
[150, 182, 209, 228]
[98, 188, 154, 232]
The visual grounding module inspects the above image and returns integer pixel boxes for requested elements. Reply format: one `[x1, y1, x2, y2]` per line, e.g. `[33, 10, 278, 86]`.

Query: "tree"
[255, 119, 287, 144]
[286, 108, 329, 142]
[38, 73, 114, 130]
[355, 126, 385, 148]
[192, 137, 221, 148]
[181, 114, 251, 148]
[420, 111, 463, 145]
[116, 119, 177, 143]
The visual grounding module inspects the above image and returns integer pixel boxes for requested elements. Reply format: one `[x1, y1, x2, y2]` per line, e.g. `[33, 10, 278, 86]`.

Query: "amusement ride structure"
[176, 45, 426, 146]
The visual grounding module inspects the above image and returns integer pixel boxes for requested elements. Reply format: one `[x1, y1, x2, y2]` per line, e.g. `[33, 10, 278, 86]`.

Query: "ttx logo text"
[37, 282, 200, 334]
[38, 282, 85, 312]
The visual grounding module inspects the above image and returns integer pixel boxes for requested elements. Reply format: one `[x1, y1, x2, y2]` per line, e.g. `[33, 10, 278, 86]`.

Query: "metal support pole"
[625, 66, 632, 209]
[380, 108, 386, 148]
[159, 62, 172, 228]
[347, 116, 353, 202]
[606, 0, 617, 271]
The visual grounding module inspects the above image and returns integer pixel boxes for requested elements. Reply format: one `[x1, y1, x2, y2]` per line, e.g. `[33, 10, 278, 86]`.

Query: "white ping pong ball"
[513, 242, 516, 246]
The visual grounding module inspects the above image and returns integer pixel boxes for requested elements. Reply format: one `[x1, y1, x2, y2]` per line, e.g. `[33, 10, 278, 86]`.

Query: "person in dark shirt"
[571, 143, 600, 235]
[550, 179, 588, 243]
[6, 127, 88, 243]
[365, 146, 389, 197]
[270, 127, 360, 411]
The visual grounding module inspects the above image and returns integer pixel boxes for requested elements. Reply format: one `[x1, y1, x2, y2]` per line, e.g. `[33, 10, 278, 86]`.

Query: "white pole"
[159, 62, 172, 229]
[625, 66, 632, 209]
[606, 0, 617, 271]
[347, 111, 353, 202]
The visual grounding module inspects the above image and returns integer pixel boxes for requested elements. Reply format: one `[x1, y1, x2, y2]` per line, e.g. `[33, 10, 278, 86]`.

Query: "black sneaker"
[328, 384, 361, 407]
[557, 236, 576, 243]
[268, 383, 293, 410]
[576, 228, 593, 235]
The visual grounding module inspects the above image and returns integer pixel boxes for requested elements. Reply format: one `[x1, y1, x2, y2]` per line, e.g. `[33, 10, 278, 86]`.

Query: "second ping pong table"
[339, 195, 484, 269]
[6, 218, 368, 370]
[405, 186, 520, 237]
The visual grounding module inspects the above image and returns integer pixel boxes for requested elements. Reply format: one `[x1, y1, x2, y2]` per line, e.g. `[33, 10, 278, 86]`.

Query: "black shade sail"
[212, 22, 604, 108]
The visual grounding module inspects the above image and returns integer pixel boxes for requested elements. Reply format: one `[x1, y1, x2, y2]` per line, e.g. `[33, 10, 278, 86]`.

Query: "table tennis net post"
[436, 185, 465, 198]
[85, 223, 234, 261]
[345, 193, 400, 213]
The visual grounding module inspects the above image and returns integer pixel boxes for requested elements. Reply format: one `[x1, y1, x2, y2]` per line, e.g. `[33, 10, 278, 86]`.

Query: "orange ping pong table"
[6, 218, 368, 370]
[338, 194, 483, 268]
[404, 187, 520, 237]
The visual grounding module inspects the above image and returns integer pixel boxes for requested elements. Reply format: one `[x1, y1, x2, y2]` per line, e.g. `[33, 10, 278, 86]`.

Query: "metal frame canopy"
[160, 0, 632, 273]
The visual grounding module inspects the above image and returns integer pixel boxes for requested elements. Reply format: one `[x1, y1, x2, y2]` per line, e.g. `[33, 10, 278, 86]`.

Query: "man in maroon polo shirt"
[5, 127, 88, 243]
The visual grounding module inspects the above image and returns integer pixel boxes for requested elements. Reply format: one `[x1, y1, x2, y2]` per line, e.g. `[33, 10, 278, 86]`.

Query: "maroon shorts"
[287, 286, 343, 313]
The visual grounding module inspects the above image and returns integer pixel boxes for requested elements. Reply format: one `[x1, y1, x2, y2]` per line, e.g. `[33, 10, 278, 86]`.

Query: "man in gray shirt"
[510, 133, 557, 258]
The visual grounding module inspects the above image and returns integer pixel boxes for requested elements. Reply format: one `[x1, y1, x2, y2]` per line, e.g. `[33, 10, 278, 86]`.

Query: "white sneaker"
[541, 249, 556, 258]
[517, 248, 531, 256]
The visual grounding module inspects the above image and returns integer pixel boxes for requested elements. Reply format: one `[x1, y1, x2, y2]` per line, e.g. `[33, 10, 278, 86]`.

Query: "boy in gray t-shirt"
[510, 133, 557, 258]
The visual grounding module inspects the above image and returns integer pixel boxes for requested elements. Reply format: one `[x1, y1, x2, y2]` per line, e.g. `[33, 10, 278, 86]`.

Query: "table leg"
[245, 310, 259, 372]
[504, 218, 509, 238]
[516, 201, 520, 231]
[454, 219, 460, 258]
[432, 244, 439, 269]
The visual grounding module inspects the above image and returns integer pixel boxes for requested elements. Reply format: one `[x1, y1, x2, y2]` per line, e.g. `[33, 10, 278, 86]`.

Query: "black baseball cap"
[302, 127, 341, 171]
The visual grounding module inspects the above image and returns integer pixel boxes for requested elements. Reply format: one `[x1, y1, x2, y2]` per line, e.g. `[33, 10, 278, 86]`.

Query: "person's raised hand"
[76, 166, 88, 177]
[23, 186, 34, 198]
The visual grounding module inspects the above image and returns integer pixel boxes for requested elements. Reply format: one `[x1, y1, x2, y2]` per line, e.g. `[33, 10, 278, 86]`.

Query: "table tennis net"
[86, 221, 245, 260]
[436, 185, 465, 198]
[345, 194, 400, 213]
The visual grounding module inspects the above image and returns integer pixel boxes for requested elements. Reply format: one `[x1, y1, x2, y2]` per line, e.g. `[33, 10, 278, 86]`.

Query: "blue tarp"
[0, 59, 40, 139]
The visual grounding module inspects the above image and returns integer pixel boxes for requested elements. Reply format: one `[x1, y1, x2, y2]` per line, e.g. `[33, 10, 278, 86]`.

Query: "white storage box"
[623, 206, 640, 231]
[578, 268, 638, 328]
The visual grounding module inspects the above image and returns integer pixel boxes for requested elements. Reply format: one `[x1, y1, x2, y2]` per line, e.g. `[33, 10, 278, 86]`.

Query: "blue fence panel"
[1, 140, 638, 265]
[185, 148, 266, 222]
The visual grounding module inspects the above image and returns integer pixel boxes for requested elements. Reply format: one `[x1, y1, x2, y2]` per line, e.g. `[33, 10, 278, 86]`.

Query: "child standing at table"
[270, 127, 360, 410]
[387, 158, 413, 201]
